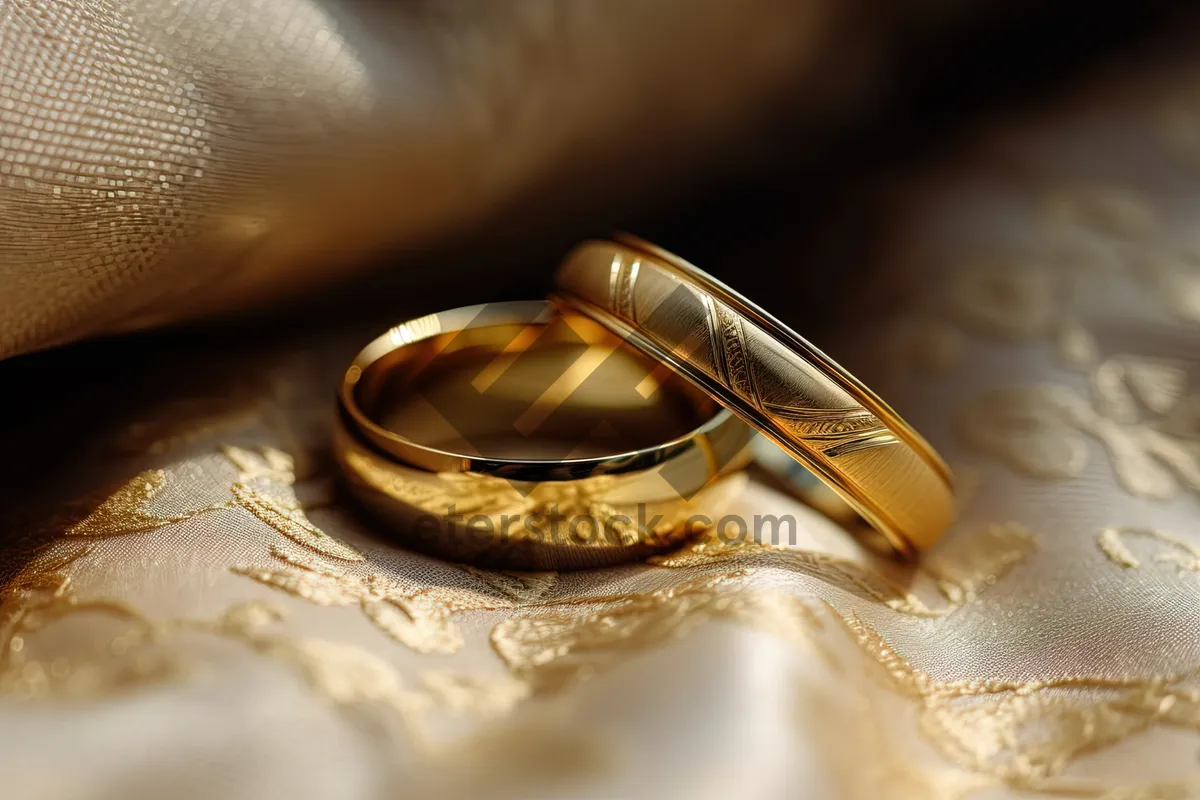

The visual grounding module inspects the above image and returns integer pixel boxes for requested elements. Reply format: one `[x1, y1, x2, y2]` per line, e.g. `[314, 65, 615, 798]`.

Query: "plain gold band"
[335, 300, 755, 568]
[333, 416, 748, 569]
[339, 300, 750, 481]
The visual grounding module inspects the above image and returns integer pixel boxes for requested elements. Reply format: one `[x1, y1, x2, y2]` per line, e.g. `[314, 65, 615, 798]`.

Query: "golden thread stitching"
[233, 546, 466, 655]
[0, 546, 180, 699]
[842, 613, 1200, 794]
[1098, 527, 1200, 573]
[648, 522, 1036, 618]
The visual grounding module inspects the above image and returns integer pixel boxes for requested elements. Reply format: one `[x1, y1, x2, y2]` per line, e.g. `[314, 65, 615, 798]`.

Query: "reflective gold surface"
[340, 301, 745, 478]
[335, 415, 748, 570]
[335, 301, 754, 568]
[554, 237, 955, 555]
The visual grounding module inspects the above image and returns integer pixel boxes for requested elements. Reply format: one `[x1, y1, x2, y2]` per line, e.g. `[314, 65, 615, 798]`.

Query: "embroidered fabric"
[1, 4, 1199, 798]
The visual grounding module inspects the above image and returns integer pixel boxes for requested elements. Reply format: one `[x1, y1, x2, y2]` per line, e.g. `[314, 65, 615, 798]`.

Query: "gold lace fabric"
[3, 29, 1200, 800]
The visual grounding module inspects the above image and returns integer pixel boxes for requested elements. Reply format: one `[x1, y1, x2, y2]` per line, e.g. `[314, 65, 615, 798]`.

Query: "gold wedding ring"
[335, 301, 754, 569]
[337, 238, 954, 565]
[552, 236, 955, 556]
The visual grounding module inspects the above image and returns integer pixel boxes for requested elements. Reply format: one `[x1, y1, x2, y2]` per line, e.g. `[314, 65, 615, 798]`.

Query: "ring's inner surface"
[355, 312, 718, 460]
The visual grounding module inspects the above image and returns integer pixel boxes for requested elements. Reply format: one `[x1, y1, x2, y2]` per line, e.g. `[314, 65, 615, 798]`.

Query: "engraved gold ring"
[552, 236, 955, 556]
[335, 300, 753, 569]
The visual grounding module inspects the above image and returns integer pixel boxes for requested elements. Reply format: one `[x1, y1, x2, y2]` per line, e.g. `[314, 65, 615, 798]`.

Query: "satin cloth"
[0, 0, 940, 360]
[3, 7, 1200, 800]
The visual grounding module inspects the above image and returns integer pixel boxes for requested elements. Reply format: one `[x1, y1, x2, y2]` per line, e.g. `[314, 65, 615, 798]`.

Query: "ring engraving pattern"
[554, 238, 955, 554]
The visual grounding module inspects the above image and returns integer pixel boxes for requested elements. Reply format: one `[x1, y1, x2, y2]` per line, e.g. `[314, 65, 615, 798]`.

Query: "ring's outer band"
[334, 299, 756, 569]
[339, 300, 750, 483]
[552, 236, 955, 556]
[333, 415, 749, 570]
